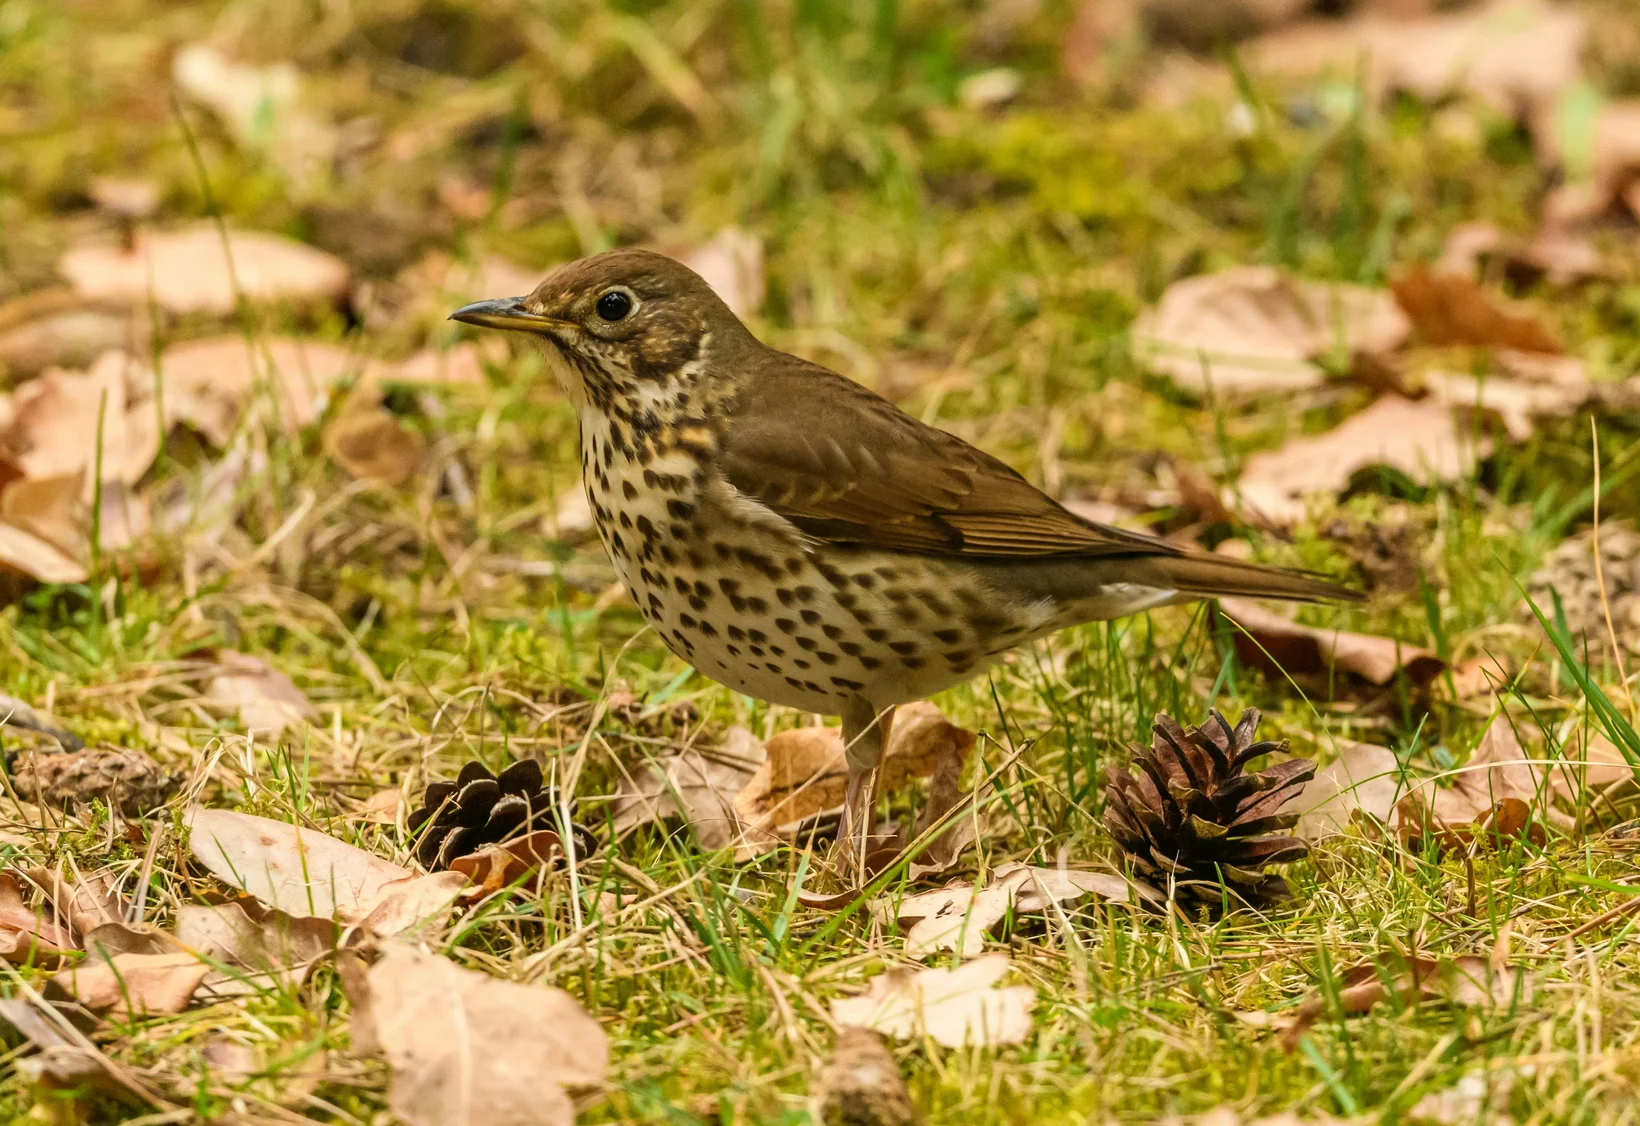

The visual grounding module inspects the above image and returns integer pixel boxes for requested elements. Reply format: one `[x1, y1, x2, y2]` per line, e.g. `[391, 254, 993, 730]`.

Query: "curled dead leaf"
[448, 830, 566, 897]
[174, 900, 337, 998]
[831, 954, 1035, 1049]
[157, 335, 370, 443]
[609, 726, 766, 851]
[1292, 742, 1406, 841]
[0, 872, 78, 966]
[1273, 939, 1532, 1052]
[1390, 265, 1559, 353]
[1218, 598, 1445, 691]
[885, 862, 1139, 959]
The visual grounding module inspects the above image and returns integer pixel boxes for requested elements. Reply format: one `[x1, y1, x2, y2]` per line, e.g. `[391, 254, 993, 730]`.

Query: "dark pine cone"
[408, 759, 598, 870]
[1104, 708, 1314, 906]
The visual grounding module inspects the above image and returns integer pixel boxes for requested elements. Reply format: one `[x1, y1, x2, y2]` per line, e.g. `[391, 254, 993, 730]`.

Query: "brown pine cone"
[1104, 708, 1313, 907]
[816, 1028, 918, 1126]
[407, 759, 597, 870]
[7, 746, 180, 815]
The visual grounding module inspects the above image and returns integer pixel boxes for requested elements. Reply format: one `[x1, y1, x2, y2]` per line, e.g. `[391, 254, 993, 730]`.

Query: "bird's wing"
[717, 358, 1179, 559]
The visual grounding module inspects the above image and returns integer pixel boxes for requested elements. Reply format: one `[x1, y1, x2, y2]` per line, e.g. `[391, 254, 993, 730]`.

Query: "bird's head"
[449, 248, 746, 415]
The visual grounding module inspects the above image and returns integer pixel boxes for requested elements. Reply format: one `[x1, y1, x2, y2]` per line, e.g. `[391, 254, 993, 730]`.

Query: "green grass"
[3, 0, 1640, 1122]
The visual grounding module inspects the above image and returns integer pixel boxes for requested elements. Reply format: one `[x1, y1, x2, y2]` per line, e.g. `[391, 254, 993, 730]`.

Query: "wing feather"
[718, 356, 1180, 560]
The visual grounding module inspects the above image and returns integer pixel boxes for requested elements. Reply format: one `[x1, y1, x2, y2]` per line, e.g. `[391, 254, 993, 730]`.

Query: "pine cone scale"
[1103, 709, 1312, 908]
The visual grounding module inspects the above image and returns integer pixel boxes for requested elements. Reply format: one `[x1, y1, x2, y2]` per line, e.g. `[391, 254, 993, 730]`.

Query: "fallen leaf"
[1218, 598, 1446, 690]
[1132, 266, 1409, 394]
[0, 519, 87, 583]
[345, 942, 609, 1126]
[60, 225, 349, 316]
[1276, 942, 1531, 1052]
[25, 866, 132, 937]
[2, 473, 85, 557]
[609, 726, 766, 850]
[174, 900, 337, 997]
[205, 650, 316, 737]
[448, 830, 566, 897]
[350, 872, 467, 938]
[733, 702, 976, 856]
[47, 950, 209, 1019]
[886, 862, 1136, 958]
[1439, 221, 1605, 288]
[0, 351, 161, 488]
[324, 408, 423, 485]
[1390, 265, 1559, 353]
[172, 45, 336, 188]
[157, 335, 370, 443]
[0, 290, 140, 380]
[1234, 394, 1481, 525]
[186, 807, 413, 921]
[1250, 0, 1586, 120]
[1292, 742, 1406, 841]
[831, 954, 1035, 1049]
[676, 228, 764, 320]
[1537, 99, 1640, 223]
[0, 872, 78, 966]
[814, 1027, 917, 1126]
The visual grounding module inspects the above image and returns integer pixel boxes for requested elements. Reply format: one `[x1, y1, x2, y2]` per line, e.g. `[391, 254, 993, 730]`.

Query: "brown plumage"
[452, 249, 1360, 860]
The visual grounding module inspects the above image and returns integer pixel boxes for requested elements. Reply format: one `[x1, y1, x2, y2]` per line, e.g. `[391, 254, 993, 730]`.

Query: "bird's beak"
[448, 297, 569, 334]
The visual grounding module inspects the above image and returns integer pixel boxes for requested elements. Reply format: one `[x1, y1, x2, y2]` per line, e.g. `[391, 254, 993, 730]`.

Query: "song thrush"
[452, 250, 1360, 858]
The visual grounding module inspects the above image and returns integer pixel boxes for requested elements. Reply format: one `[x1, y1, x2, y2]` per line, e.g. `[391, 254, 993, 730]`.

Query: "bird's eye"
[595, 290, 633, 322]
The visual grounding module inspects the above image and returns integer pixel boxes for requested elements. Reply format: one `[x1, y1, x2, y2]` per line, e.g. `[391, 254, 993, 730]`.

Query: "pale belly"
[578, 418, 1175, 715]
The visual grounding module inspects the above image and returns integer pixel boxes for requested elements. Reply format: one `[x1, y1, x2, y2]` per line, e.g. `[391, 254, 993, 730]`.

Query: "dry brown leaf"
[814, 1027, 917, 1126]
[1537, 100, 1640, 223]
[1250, 0, 1585, 119]
[0, 290, 140, 380]
[25, 866, 132, 938]
[60, 225, 348, 316]
[324, 408, 423, 485]
[345, 942, 609, 1126]
[447, 830, 566, 897]
[1275, 942, 1531, 1052]
[157, 335, 371, 443]
[1132, 266, 1409, 394]
[0, 520, 87, 583]
[886, 862, 1136, 959]
[1292, 742, 1405, 841]
[350, 872, 467, 938]
[0, 872, 78, 966]
[46, 950, 209, 1019]
[0, 352, 161, 487]
[1218, 598, 1446, 690]
[2, 474, 84, 558]
[733, 702, 975, 856]
[174, 900, 338, 997]
[206, 650, 316, 737]
[1390, 265, 1559, 353]
[1234, 394, 1480, 525]
[186, 807, 413, 921]
[609, 726, 766, 850]
[831, 954, 1035, 1049]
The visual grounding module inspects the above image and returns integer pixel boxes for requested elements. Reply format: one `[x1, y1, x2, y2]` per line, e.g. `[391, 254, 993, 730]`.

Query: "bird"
[451, 249, 1361, 865]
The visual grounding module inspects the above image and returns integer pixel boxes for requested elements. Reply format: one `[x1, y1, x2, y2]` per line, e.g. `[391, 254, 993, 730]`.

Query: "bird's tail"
[1147, 553, 1363, 604]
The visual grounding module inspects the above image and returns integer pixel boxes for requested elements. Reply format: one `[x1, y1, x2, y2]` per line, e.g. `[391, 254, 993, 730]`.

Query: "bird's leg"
[839, 697, 894, 881]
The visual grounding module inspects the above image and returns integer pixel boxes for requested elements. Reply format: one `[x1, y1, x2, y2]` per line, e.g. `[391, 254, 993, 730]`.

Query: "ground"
[3, 1, 1640, 1123]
